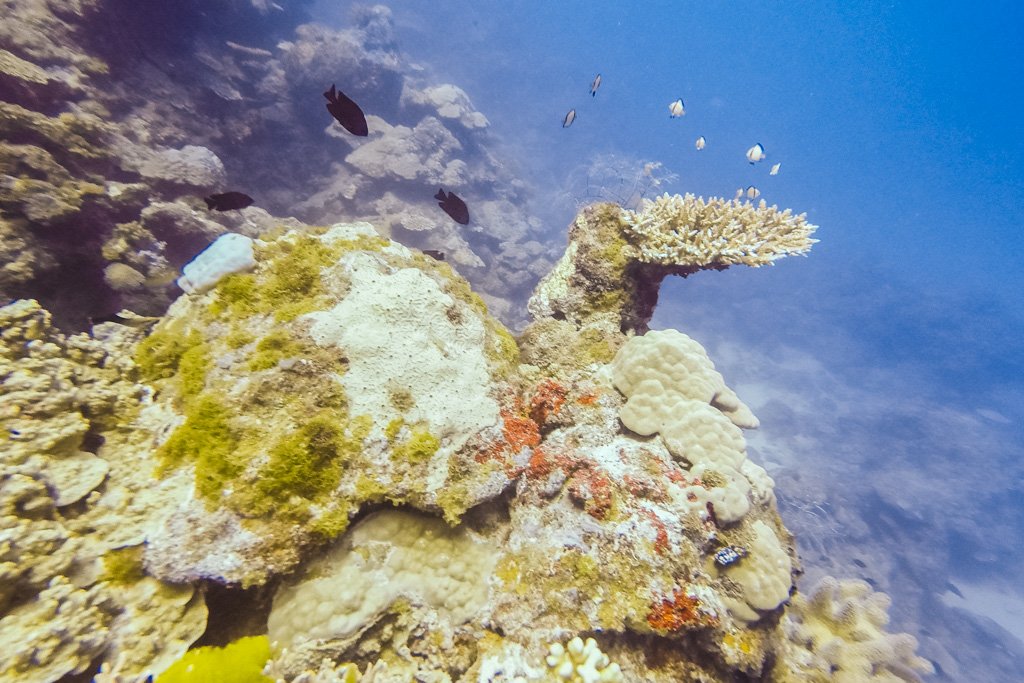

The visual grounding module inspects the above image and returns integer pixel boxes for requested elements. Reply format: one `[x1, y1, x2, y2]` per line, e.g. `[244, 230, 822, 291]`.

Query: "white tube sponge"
[721, 520, 792, 618]
[176, 232, 256, 294]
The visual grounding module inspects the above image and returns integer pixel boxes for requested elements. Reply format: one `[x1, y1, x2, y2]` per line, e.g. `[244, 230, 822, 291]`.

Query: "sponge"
[177, 233, 256, 294]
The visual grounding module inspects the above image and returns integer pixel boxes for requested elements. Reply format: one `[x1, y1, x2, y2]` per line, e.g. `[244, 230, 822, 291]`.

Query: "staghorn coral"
[623, 192, 818, 269]
[528, 195, 817, 334]
[777, 576, 934, 682]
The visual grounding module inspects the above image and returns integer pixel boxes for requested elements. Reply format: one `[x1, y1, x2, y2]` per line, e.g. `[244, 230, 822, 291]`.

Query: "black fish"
[423, 249, 445, 261]
[89, 310, 162, 329]
[434, 188, 470, 225]
[324, 84, 368, 136]
[204, 191, 254, 211]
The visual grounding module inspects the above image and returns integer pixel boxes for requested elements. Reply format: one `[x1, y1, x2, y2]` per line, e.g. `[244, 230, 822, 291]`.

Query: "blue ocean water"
[308, 0, 1024, 678]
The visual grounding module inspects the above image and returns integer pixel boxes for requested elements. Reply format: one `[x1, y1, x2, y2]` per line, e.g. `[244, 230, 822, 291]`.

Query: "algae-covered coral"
[0, 197, 931, 681]
[1, 2, 934, 680]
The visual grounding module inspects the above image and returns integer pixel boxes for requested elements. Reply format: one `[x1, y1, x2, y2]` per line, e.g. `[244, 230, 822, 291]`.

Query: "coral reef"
[777, 577, 934, 682]
[1, 3, 934, 682]
[528, 196, 817, 333]
[0, 196, 933, 681]
[0, 300, 207, 682]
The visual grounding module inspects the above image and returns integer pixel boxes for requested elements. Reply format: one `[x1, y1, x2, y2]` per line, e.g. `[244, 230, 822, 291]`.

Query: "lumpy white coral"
[543, 637, 622, 683]
[778, 577, 934, 682]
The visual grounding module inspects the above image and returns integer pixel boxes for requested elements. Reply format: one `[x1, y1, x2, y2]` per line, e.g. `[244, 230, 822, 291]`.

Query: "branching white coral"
[780, 577, 934, 682]
[622, 192, 818, 268]
[543, 637, 623, 683]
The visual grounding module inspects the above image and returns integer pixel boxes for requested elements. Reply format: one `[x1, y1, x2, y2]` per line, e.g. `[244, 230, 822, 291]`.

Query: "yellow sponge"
[155, 635, 272, 683]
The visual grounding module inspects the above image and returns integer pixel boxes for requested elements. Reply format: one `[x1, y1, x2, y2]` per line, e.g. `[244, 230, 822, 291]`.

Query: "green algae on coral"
[247, 328, 300, 371]
[157, 395, 240, 502]
[209, 233, 389, 324]
[391, 427, 440, 463]
[254, 410, 352, 504]
[100, 545, 146, 586]
[135, 323, 195, 381]
[177, 338, 211, 401]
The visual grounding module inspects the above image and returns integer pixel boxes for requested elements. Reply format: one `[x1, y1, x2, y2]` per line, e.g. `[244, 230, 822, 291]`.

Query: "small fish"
[695, 135, 706, 150]
[769, 162, 781, 176]
[434, 188, 470, 225]
[324, 84, 368, 136]
[423, 249, 445, 261]
[745, 185, 760, 200]
[589, 73, 602, 96]
[563, 109, 576, 127]
[734, 188, 744, 200]
[89, 309, 162, 329]
[669, 98, 685, 117]
[204, 191, 254, 211]
[746, 143, 766, 164]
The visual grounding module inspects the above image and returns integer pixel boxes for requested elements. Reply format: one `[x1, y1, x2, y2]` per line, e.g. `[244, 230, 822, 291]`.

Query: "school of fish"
[560, 74, 783, 204]
[204, 71, 785, 280]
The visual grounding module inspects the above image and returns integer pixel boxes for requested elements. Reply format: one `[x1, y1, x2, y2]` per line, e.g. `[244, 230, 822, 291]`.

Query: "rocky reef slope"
[0, 0, 552, 330]
[0, 193, 931, 681]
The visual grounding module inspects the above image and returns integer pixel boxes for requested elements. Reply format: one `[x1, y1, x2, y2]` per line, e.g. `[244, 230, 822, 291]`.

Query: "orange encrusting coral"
[646, 587, 716, 632]
[502, 407, 541, 452]
[640, 509, 670, 555]
[567, 465, 614, 520]
[475, 396, 542, 477]
[528, 379, 568, 426]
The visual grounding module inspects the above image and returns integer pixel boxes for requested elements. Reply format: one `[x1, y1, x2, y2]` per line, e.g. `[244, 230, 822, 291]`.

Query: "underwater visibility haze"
[0, 1, 1022, 681]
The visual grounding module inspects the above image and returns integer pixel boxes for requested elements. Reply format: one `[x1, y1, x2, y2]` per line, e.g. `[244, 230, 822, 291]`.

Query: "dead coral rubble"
[0, 299, 207, 682]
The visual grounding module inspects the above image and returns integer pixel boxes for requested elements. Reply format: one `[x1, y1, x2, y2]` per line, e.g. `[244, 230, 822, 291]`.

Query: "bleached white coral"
[543, 637, 623, 683]
[622, 192, 818, 269]
[780, 577, 934, 682]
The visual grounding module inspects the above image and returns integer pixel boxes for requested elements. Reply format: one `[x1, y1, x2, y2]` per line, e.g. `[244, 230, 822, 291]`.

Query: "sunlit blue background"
[310, 2, 1024, 678]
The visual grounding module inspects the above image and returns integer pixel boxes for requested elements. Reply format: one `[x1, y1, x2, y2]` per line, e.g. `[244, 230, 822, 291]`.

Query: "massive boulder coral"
[244, 211, 799, 679]
[138, 222, 520, 586]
